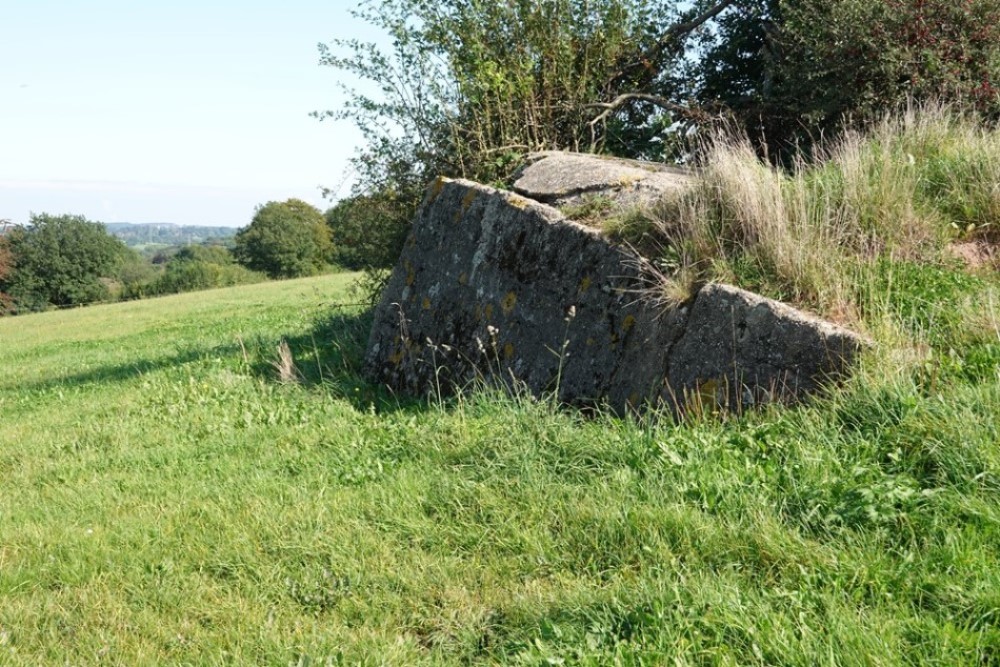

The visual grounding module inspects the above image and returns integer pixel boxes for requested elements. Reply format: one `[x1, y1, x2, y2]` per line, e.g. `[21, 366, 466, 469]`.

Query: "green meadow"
[1, 266, 998, 665]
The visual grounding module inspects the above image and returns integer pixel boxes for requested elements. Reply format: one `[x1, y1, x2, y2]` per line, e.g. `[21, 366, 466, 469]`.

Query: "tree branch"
[587, 93, 712, 128]
[656, 0, 736, 53]
[586, 94, 713, 149]
[607, 0, 736, 88]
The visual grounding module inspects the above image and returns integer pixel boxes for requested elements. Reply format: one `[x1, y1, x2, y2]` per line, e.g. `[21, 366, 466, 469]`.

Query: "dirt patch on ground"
[949, 241, 999, 271]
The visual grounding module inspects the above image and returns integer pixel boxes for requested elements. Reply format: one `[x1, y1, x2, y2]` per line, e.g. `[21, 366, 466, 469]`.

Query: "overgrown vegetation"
[319, 0, 729, 273]
[321, 0, 1000, 279]
[699, 0, 1000, 157]
[633, 105, 1000, 322]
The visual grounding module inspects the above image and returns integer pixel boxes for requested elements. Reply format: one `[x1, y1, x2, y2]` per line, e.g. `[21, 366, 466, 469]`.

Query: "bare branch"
[607, 0, 736, 87]
[587, 93, 712, 129]
[657, 0, 736, 51]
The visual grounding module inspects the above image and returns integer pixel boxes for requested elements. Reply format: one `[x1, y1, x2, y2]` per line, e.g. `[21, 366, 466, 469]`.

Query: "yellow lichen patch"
[501, 292, 517, 315]
[453, 189, 478, 222]
[507, 195, 530, 210]
[504, 342, 515, 360]
[696, 378, 719, 408]
[461, 189, 478, 212]
[404, 260, 415, 286]
[422, 297, 432, 310]
[474, 304, 482, 321]
[484, 303, 495, 321]
[628, 392, 641, 407]
[610, 333, 620, 344]
[458, 272, 468, 285]
[586, 337, 596, 347]
[622, 315, 636, 333]
[428, 176, 447, 202]
[389, 347, 405, 366]
[578, 276, 593, 293]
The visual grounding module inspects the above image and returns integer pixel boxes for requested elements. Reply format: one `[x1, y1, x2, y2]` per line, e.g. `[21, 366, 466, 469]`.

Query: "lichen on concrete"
[512, 151, 694, 208]
[365, 153, 868, 414]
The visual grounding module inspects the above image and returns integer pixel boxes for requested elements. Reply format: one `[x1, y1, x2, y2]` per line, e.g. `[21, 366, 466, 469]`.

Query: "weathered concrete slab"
[666, 284, 866, 409]
[512, 151, 694, 209]
[365, 176, 866, 414]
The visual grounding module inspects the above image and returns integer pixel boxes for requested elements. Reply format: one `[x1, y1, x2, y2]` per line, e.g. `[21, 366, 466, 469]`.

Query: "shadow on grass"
[9, 305, 422, 415]
[10, 343, 245, 396]
[257, 307, 424, 414]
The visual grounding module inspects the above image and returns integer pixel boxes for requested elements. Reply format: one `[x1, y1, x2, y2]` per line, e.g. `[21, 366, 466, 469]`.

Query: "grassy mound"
[606, 104, 999, 317]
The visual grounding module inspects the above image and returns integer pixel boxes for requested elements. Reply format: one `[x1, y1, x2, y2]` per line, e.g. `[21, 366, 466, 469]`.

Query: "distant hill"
[103, 222, 237, 247]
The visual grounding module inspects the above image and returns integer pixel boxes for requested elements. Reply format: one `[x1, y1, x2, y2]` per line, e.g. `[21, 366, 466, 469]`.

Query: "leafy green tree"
[0, 232, 14, 315]
[320, 1, 733, 183]
[234, 199, 332, 279]
[0, 237, 10, 279]
[325, 193, 412, 270]
[694, 0, 1000, 156]
[327, 0, 1000, 178]
[0, 213, 128, 311]
[319, 0, 733, 279]
[152, 243, 263, 295]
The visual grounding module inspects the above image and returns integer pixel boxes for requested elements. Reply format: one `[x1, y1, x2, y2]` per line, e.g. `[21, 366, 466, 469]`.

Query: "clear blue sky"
[0, 1, 377, 227]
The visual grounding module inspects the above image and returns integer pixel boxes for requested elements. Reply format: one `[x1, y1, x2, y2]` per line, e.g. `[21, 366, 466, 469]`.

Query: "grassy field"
[1, 267, 998, 665]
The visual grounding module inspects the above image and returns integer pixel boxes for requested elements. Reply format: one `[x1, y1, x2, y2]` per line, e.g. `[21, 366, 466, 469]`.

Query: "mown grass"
[0, 260, 998, 665]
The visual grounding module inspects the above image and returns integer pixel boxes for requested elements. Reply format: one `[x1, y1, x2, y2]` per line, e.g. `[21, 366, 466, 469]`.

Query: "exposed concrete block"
[512, 151, 694, 209]
[365, 167, 866, 415]
[664, 283, 867, 410]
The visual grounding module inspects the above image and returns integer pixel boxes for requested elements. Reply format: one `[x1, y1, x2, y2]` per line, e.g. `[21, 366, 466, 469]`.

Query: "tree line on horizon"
[0, 198, 382, 316]
[104, 222, 238, 247]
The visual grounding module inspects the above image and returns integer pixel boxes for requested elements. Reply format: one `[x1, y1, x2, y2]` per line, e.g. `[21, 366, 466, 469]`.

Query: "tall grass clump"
[652, 103, 1000, 328]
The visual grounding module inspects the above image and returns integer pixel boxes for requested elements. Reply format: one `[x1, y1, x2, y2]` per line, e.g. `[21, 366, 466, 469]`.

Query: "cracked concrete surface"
[365, 163, 867, 414]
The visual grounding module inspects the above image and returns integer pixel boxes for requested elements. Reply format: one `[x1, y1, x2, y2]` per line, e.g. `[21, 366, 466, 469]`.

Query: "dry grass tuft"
[644, 102, 1000, 329]
[273, 339, 302, 384]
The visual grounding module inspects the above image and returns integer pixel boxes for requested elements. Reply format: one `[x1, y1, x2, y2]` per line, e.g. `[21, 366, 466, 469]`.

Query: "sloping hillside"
[0, 264, 998, 663]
